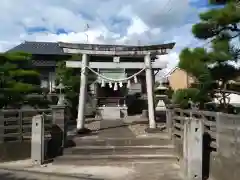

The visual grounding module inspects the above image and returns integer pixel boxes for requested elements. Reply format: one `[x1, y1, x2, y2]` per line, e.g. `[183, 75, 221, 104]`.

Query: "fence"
[0, 108, 52, 143]
[167, 109, 217, 150]
[166, 108, 240, 180]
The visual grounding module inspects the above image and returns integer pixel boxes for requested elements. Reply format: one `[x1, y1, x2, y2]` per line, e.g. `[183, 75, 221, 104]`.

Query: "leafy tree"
[165, 87, 174, 99]
[55, 55, 82, 97]
[0, 52, 41, 108]
[177, 0, 240, 110]
[172, 88, 201, 109]
[55, 55, 82, 118]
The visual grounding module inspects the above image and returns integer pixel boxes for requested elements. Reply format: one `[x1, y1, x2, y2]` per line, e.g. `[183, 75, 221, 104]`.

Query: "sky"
[0, 0, 214, 77]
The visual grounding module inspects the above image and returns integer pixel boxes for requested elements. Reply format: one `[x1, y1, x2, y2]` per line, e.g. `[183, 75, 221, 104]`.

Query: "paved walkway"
[84, 116, 166, 138]
[0, 117, 183, 180]
[0, 159, 182, 180]
[98, 120, 135, 138]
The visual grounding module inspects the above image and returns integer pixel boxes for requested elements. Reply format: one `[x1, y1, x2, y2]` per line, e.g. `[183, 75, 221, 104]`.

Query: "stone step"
[71, 137, 172, 147]
[54, 158, 179, 166]
[54, 154, 179, 166]
[64, 145, 174, 155]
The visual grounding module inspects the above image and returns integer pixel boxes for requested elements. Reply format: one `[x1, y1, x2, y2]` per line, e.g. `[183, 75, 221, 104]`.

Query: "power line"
[161, 0, 172, 14]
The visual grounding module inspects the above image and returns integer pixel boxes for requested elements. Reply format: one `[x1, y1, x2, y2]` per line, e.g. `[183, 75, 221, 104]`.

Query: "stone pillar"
[145, 53, 156, 129]
[183, 118, 189, 178]
[77, 54, 89, 131]
[166, 109, 173, 139]
[183, 115, 204, 180]
[31, 115, 45, 165]
[51, 105, 67, 149]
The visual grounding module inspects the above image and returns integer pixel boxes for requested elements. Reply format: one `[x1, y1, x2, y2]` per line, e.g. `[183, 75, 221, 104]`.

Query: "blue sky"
[190, 0, 210, 8]
[0, 0, 214, 73]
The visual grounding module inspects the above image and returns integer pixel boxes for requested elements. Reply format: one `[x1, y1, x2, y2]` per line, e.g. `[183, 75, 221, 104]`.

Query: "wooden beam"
[59, 42, 176, 50]
[66, 61, 167, 69]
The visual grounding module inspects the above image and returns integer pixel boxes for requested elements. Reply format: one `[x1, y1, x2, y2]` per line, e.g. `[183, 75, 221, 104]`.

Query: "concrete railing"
[31, 105, 69, 165]
[0, 105, 68, 162]
[0, 108, 52, 143]
[166, 108, 240, 180]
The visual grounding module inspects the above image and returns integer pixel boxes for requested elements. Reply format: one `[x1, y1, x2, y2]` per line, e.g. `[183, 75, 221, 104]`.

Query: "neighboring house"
[7, 41, 71, 93]
[165, 67, 195, 91]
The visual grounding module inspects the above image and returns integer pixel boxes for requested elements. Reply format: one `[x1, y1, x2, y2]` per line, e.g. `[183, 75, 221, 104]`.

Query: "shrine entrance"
[96, 83, 126, 107]
[62, 42, 175, 133]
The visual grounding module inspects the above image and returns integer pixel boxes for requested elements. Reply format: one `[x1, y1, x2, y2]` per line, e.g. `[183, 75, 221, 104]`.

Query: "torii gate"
[61, 42, 175, 133]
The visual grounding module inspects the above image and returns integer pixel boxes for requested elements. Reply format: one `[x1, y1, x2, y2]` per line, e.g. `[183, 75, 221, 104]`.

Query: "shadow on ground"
[203, 132, 212, 180]
[64, 117, 167, 149]
[0, 171, 35, 180]
[0, 170, 105, 180]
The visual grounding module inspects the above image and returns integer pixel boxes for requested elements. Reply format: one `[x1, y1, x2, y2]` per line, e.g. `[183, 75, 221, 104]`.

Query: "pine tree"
[175, 0, 240, 110]
[0, 52, 41, 108]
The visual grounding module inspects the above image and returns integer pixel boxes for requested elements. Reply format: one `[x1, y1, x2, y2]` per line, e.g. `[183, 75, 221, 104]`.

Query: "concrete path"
[0, 117, 182, 180]
[0, 159, 183, 180]
[98, 120, 135, 138]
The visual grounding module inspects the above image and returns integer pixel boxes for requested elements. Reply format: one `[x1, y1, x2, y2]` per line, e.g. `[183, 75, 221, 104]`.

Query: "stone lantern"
[155, 81, 168, 112]
[55, 82, 66, 105]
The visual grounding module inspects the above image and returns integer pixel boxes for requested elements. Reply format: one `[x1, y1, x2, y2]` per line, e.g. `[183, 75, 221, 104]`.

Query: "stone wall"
[0, 106, 68, 163]
[210, 154, 240, 180]
[167, 108, 240, 180]
[0, 141, 31, 162]
[208, 113, 240, 180]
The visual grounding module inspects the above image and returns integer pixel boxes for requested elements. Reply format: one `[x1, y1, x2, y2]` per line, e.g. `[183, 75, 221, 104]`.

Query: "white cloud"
[0, 0, 201, 76]
[127, 16, 149, 35]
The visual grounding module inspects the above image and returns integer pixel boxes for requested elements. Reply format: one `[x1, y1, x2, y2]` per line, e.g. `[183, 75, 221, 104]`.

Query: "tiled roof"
[7, 41, 64, 55]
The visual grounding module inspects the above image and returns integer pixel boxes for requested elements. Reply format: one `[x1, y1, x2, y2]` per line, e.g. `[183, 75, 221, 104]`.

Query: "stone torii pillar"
[76, 53, 89, 133]
[75, 53, 157, 132]
[65, 53, 165, 132]
[145, 53, 156, 130]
